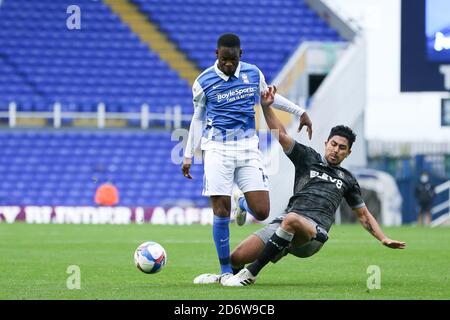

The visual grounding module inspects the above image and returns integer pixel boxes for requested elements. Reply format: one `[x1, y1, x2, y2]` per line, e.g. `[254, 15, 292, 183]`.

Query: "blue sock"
[239, 197, 256, 218]
[212, 215, 233, 274]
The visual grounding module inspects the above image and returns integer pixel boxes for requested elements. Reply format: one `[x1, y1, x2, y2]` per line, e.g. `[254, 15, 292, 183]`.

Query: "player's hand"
[381, 238, 406, 249]
[182, 157, 192, 179]
[261, 85, 277, 108]
[298, 112, 313, 140]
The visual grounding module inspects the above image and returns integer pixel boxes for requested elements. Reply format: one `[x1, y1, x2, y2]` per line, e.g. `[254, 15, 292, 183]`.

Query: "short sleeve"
[258, 69, 268, 94]
[344, 178, 365, 209]
[192, 80, 206, 111]
[285, 141, 312, 166]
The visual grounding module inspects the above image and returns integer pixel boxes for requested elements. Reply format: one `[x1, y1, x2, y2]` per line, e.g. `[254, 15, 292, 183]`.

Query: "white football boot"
[221, 268, 256, 287]
[233, 189, 247, 226]
[193, 272, 233, 284]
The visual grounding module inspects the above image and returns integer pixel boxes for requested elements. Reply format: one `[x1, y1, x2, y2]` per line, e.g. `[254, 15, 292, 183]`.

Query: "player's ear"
[346, 149, 352, 157]
[215, 49, 219, 57]
[239, 49, 242, 57]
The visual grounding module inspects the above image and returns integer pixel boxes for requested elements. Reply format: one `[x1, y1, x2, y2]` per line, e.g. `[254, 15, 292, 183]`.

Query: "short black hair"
[327, 125, 356, 149]
[217, 33, 240, 49]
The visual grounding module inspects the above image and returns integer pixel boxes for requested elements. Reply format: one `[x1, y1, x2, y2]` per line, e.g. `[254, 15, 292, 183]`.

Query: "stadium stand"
[0, 0, 192, 114]
[0, 0, 340, 208]
[131, 0, 342, 83]
[0, 129, 272, 208]
[0, 130, 207, 207]
[0, 0, 341, 114]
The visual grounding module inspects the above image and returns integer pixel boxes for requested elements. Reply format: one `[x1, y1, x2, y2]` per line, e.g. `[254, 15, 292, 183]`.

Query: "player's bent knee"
[252, 208, 269, 221]
[210, 196, 231, 217]
[247, 203, 269, 220]
[230, 246, 247, 266]
[282, 213, 315, 238]
[211, 204, 231, 217]
[282, 213, 301, 228]
[283, 213, 298, 223]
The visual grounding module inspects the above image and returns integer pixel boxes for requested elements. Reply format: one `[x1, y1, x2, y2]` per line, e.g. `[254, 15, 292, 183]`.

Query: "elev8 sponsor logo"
[217, 87, 257, 103]
[310, 170, 343, 189]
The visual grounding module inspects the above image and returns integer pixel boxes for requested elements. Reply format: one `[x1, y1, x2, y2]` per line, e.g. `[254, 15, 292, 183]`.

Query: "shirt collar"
[322, 155, 341, 168]
[214, 60, 241, 81]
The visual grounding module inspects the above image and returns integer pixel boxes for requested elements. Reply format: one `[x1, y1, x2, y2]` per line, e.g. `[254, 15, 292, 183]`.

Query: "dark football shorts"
[254, 212, 329, 262]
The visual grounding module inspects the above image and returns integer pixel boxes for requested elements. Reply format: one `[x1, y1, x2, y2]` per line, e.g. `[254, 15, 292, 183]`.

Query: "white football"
[134, 241, 167, 274]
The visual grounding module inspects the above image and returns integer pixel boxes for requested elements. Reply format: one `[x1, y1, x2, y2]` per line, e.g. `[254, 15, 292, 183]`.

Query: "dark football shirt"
[283, 141, 365, 231]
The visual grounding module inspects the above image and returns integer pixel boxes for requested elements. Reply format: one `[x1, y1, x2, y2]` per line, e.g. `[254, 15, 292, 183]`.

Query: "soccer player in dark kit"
[222, 86, 406, 287]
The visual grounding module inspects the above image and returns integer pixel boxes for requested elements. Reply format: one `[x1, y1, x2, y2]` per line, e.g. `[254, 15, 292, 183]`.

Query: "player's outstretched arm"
[261, 85, 313, 140]
[353, 206, 406, 249]
[261, 87, 294, 152]
[258, 69, 312, 138]
[272, 94, 313, 140]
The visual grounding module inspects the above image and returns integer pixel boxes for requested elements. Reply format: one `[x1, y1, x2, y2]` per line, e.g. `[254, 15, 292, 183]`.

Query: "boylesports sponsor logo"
[217, 87, 257, 103]
[310, 170, 343, 189]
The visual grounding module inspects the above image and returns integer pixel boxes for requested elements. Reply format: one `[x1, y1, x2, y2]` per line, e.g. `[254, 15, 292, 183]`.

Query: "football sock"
[238, 197, 256, 218]
[212, 215, 233, 274]
[247, 227, 294, 276]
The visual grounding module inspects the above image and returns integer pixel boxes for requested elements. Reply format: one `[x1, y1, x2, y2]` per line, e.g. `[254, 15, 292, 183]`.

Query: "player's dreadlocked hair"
[328, 125, 356, 149]
[217, 33, 241, 48]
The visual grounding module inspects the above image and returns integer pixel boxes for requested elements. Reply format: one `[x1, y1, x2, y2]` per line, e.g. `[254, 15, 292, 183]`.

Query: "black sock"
[232, 266, 243, 275]
[247, 227, 294, 276]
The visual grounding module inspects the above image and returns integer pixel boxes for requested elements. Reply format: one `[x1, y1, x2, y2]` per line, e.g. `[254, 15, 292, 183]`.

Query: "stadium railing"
[0, 101, 192, 129]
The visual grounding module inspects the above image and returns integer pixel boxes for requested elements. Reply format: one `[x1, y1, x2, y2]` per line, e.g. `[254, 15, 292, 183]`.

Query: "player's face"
[216, 46, 241, 76]
[324, 136, 351, 166]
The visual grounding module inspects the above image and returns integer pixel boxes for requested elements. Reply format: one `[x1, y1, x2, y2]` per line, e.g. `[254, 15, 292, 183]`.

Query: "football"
[134, 241, 167, 274]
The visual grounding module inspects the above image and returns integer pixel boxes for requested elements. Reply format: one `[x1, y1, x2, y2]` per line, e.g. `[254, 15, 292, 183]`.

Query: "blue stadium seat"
[0, 130, 208, 207]
[0, 0, 193, 114]
[0, 0, 341, 115]
[131, 0, 341, 83]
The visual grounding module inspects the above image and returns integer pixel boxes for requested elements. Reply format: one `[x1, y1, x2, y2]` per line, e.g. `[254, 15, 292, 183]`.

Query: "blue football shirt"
[192, 61, 268, 142]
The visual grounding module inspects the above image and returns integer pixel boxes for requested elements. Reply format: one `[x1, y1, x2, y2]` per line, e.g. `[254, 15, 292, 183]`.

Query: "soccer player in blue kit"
[222, 87, 406, 286]
[181, 33, 313, 284]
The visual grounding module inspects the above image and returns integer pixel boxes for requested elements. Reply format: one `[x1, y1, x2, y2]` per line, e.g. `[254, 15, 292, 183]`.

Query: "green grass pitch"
[0, 223, 449, 299]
